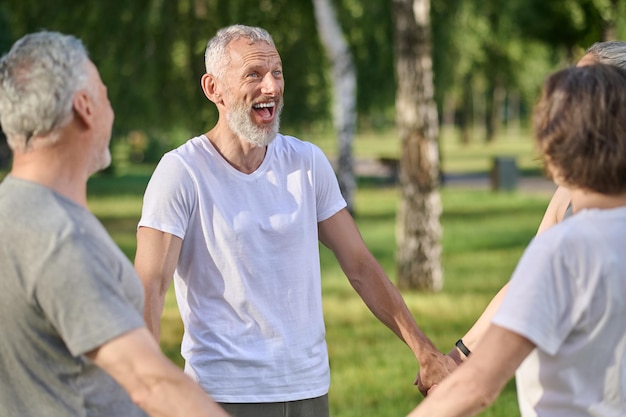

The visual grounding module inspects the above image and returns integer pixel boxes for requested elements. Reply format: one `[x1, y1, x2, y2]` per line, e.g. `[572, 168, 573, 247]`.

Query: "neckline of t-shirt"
[6, 175, 87, 212]
[198, 134, 276, 179]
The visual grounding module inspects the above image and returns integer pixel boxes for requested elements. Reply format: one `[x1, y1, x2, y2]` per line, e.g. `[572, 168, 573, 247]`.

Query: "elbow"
[128, 385, 152, 412]
[465, 380, 504, 414]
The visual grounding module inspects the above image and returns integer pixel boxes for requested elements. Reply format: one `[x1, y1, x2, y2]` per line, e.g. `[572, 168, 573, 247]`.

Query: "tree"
[391, 0, 442, 291]
[312, 0, 357, 213]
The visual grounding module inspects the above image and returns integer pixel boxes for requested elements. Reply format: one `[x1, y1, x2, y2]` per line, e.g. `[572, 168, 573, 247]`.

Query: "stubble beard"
[227, 99, 283, 147]
[89, 146, 112, 176]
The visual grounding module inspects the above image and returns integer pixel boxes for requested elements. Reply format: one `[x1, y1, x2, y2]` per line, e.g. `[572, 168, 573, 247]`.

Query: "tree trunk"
[506, 90, 521, 137]
[312, 0, 357, 214]
[392, 0, 442, 291]
[485, 80, 505, 143]
[602, 0, 620, 41]
[459, 73, 473, 145]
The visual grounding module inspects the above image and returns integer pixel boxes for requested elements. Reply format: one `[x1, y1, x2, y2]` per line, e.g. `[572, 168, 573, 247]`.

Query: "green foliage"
[512, 0, 607, 50]
[1, 0, 623, 148]
[0, 0, 330, 136]
[334, 0, 396, 128]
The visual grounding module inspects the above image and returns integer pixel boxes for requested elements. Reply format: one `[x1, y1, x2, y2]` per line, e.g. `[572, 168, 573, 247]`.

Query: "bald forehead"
[226, 38, 281, 66]
[577, 53, 597, 67]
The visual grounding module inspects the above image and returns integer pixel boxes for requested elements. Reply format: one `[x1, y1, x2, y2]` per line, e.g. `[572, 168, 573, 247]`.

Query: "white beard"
[91, 147, 112, 175]
[227, 100, 283, 147]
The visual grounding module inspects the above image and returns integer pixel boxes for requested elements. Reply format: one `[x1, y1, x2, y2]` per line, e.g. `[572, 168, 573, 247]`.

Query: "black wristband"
[455, 339, 471, 357]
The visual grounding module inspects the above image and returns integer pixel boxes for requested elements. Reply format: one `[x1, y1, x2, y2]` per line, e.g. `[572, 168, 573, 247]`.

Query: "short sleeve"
[492, 237, 580, 355]
[311, 145, 347, 222]
[34, 233, 145, 357]
[138, 153, 197, 239]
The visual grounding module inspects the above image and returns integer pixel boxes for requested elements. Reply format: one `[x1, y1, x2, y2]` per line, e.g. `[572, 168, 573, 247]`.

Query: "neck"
[205, 125, 268, 174]
[10, 143, 90, 208]
[570, 188, 626, 213]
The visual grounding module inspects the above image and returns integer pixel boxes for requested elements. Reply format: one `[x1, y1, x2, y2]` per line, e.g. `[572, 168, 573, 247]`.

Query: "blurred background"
[3, 2, 623, 414]
[1, 0, 624, 171]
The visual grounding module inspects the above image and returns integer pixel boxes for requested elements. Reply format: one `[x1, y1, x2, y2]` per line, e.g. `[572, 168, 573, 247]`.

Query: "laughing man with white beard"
[134, 24, 456, 417]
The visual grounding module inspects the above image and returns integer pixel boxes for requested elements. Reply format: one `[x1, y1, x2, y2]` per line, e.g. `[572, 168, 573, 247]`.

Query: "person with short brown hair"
[432, 41, 626, 375]
[408, 64, 626, 417]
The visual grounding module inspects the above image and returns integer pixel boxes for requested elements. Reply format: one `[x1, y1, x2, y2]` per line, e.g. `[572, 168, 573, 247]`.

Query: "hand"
[413, 350, 461, 396]
[446, 345, 465, 366]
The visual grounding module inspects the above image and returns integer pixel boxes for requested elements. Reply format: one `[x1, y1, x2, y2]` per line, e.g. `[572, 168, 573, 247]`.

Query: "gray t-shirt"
[0, 176, 147, 417]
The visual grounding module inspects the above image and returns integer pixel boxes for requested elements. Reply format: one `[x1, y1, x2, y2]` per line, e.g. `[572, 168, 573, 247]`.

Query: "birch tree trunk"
[392, 0, 442, 291]
[312, 0, 357, 213]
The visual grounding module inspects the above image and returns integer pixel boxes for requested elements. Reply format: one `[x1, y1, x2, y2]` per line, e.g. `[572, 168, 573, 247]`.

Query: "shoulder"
[1, 178, 92, 233]
[272, 133, 326, 159]
[531, 210, 612, 262]
[163, 135, 206, 160]
[152, 136, 209, 176]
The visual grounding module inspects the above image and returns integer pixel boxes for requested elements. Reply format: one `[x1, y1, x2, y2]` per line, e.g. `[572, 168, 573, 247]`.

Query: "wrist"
[455, 338, 471, 359]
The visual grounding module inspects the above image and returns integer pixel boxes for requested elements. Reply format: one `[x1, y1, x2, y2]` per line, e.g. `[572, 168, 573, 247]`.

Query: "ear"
[72, 90, 94, 129]
[201, 73, 222, 104]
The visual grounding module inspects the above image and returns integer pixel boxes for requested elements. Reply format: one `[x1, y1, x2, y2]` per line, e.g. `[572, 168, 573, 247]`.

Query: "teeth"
[253, 102, 275, 109]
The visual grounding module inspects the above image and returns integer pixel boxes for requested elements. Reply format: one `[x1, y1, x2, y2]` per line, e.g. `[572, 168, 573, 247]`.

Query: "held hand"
[413, 350, 460, 396]
[446, 345, 466, 366]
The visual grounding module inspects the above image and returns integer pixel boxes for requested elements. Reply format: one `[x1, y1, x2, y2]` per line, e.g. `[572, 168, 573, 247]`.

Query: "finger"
[427, 384, 439, 396]
[415, 378, 428, 397]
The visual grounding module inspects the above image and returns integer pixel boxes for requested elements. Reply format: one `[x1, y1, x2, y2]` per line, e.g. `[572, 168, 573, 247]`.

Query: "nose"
[261, 73, 281, 96]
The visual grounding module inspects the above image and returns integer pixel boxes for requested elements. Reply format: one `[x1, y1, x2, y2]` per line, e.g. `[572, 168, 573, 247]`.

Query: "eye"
[247, 72, 259, 78]
[273, 70, 283, 78]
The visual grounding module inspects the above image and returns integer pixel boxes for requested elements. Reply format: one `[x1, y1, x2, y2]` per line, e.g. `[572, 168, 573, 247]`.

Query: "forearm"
[144, 288, 166, 340]
[455, 282, 509, 355]
[348, 254, 437, 360]
[135, 227, 181, 341]
[90, 328, 230, 417]
[131, 361, 229, 417]
[408, 362, 498, 417]
[409, 325, 534, 417]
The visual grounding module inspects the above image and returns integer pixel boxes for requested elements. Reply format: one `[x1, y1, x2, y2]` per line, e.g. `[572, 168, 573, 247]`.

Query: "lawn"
[84, 127, 549, 416]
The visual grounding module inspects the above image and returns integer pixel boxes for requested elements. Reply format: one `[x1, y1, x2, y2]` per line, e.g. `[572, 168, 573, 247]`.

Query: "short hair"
[533, 64, 626, 194]
[204, 24, 276, 79]
[584, 41, 626, 69]
[0, 31, 89, 152]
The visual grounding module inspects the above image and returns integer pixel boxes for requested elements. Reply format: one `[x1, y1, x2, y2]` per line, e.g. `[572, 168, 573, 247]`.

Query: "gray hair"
[585, 40, 626, 69]
[204, 25, 276, 79]
[0, 31, 90, 152]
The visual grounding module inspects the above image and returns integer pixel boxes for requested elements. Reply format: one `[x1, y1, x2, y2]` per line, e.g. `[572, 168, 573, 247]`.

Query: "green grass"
[82, 128, 547, 416]
[319, 186, 546, 417]
[305, 125, 543, 177]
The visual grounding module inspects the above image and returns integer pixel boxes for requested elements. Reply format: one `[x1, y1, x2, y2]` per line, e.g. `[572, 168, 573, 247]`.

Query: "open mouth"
[252, 101, 276, 121]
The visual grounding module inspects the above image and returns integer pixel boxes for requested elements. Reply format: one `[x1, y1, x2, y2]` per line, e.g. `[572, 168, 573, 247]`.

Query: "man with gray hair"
[135, 24, 455, 417]
[0, 31, 230, 417]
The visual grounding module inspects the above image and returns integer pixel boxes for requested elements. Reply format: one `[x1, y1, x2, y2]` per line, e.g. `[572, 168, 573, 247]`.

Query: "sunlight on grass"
[306, 125, 541, 177]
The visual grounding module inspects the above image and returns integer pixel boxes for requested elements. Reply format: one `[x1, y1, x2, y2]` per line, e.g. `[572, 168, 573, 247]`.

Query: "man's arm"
[134, 226, 182, 340]
[318, 208, 456, 394]
[445, 283, 510, 365]
[87, 327, 230, 417]
[536, 185, 571, 234]
[444, 185, 570, 364]
[407, 325, 535, 417]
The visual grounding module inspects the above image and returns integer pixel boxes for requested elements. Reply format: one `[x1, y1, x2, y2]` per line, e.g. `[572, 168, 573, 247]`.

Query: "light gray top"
[0, 176, 147, 417]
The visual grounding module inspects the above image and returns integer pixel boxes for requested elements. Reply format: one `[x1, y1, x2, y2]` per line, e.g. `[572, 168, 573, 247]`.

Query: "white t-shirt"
[138, 134, 346, 402]
[493, 207, 626, 417]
